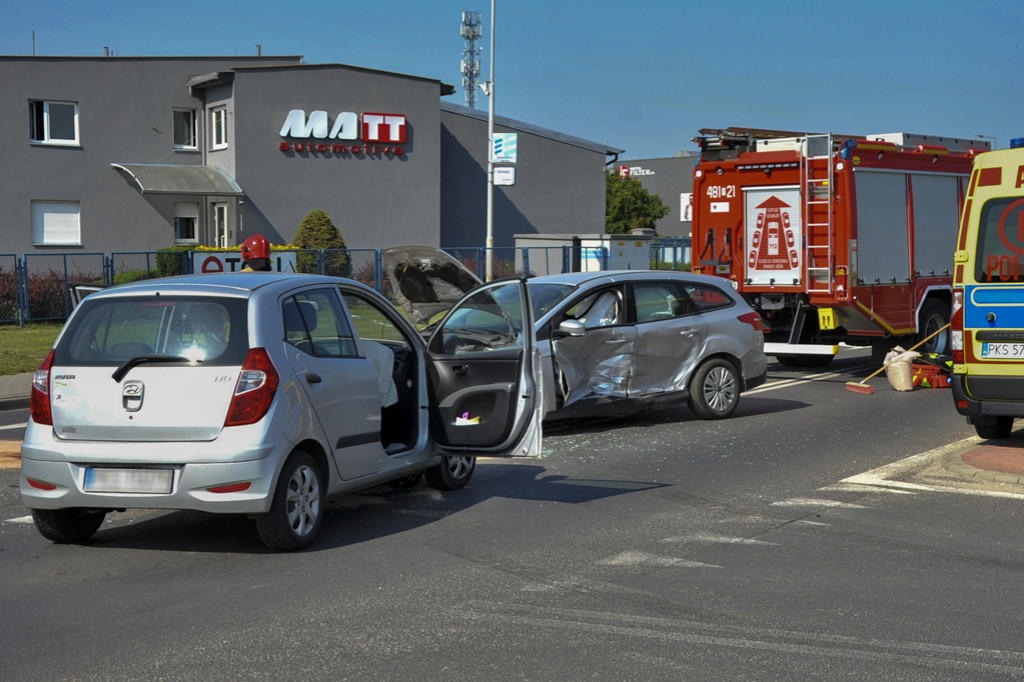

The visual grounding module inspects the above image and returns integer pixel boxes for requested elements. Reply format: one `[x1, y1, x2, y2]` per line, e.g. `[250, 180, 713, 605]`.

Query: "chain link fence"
[3, 242, 691, 325]
[0, 254, 19, 324]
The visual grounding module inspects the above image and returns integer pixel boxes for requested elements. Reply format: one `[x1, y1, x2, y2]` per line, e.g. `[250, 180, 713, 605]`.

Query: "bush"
[294, 209, 349, 276]
[26, 270, 70, 320]
[156, 246, 192, 277]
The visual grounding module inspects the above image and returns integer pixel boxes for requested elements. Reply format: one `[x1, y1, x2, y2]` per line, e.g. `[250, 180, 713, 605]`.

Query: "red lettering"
[1017, 165, 1024, 189]
[279, 142, 290, 151]
[316, 143, 327, 152]
[394, 146, 404, 155]
[351, 145, 362, 154]
[986, 255, 1000, 281]
[201, 256, 224, 274]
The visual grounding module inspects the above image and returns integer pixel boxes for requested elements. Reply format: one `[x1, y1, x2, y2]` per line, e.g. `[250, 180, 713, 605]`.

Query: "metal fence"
[0, 239, 690, 325]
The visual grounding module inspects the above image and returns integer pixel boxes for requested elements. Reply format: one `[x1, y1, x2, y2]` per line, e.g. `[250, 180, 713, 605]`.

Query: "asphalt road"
[4, 349, 1024, 681]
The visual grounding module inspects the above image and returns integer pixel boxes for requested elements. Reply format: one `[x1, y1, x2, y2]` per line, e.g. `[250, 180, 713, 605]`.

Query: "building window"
[31, 201, 81, 245]
[210, 106, 228, 150]
[173, 109, 197, 149]
[29, 100, 79, 145]
[174, 202, 199, 243]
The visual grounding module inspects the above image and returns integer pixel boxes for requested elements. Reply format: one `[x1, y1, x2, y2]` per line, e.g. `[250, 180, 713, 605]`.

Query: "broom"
[845, 323, 951, 395]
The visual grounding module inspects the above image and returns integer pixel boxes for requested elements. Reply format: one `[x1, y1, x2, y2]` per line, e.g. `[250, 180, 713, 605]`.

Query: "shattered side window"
[565, 289, 623, 328]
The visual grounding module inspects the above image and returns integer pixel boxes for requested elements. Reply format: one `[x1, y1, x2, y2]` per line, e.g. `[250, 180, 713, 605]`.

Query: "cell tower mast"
[460, 11, 483, 108]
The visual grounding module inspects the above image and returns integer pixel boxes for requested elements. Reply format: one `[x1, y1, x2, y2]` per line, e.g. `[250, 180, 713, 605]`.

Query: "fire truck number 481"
[706, 185, 736, 199]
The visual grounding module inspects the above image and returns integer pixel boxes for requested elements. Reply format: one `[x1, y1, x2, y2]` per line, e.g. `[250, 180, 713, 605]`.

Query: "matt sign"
[279, 109, 407, 155]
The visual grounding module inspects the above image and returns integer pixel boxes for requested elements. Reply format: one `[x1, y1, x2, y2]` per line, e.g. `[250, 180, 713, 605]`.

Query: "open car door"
[425, 278, 542, 457]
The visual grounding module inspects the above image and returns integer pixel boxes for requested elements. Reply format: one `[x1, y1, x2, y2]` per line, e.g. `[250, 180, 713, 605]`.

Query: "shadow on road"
[76, 462, 667, 554]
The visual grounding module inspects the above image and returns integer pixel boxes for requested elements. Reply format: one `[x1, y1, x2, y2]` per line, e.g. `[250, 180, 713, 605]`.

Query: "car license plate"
[982, 342, 1024, 359]
[84, 468, 173, 494]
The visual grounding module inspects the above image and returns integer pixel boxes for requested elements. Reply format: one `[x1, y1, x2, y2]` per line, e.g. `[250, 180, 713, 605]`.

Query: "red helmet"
[241, 234, 270, 262]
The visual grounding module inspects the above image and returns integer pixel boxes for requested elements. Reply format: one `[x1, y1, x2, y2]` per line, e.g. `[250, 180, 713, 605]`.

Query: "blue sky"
[3, 0, 1021, 159]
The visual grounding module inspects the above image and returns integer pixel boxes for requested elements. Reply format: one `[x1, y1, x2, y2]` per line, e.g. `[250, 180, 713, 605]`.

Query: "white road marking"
[7, 516, 33, 523]
[836, 436, 1024, 500]
[746, 363, 875, 395]
[598, 550, 720, 568]
[659, 533, 777, 546]
[0, 422, 27, 431]
[770, 497, 866, 509]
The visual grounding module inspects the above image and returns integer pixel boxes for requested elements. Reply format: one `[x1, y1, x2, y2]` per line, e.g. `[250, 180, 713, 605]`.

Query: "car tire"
[32, 508, 106, 543]
[425, 455, 476, 491]
[688, 358, 740, 420]
[917, 300, 950, 355]
[255, 451, 324, 551]
[975, 417, 1013, 440]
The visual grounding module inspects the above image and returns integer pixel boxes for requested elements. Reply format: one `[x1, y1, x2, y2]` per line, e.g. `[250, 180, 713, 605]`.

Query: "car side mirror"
[554, 319, 586, 337]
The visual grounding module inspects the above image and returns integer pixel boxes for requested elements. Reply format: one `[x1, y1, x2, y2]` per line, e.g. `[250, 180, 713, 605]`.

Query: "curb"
[943, 445, 1024, 486]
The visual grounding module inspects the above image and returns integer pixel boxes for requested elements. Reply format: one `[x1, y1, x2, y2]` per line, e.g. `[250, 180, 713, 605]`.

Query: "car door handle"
[305, 372, 322, 384]
[603, 338, 628, 345]
[452, 364, 468, 376]
[679, 328, 698, 336]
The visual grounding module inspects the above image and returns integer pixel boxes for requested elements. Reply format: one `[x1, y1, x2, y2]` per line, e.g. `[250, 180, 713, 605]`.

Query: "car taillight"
[737, 311, 763, 331]
[30, 349, 55, 426]
[224, 348, 280, 427]
[951, 289, 964, 364]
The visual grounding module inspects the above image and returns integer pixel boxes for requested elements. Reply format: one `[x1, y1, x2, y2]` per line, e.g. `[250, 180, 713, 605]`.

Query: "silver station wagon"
[20, 272, 541, 550]
[385, 247, 768, 422]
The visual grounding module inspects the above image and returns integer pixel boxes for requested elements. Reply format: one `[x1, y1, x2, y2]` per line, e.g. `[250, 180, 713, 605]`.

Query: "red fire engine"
[690, 127, 987, 366]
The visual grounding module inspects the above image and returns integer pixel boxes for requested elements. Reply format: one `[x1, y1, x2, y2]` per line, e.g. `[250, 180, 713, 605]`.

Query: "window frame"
[173, 108, 198, 150]
[31, 200, 81, 246]
[29, 99, 80, 146]
[210, 106, 228, 150]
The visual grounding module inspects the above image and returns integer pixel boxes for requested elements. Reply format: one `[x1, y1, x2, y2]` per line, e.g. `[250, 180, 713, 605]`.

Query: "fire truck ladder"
[802, 133, 834, 294]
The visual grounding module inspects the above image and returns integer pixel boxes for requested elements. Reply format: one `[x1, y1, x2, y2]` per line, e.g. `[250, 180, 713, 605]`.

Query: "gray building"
[2, 55, 621, 256]
[615, 151, 698, 238]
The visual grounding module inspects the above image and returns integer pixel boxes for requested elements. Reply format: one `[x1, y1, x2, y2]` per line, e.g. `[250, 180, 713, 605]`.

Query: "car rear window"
[973, 197, 1024, 283]
[55, 296, 248, 366]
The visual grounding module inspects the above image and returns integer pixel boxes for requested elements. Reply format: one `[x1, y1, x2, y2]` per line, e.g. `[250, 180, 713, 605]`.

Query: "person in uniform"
[240, 234, 273, 272]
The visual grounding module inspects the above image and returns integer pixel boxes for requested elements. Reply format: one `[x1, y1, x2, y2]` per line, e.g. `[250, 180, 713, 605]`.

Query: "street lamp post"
[484, 0, 495, 281]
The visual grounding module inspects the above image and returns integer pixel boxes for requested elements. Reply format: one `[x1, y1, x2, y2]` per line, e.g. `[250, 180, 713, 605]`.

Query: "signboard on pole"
[491, 133, 518, 163]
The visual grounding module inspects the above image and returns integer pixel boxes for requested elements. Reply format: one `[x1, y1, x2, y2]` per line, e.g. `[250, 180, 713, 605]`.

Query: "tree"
[294, 209, 349, 276]
[605, 170, 670, 235]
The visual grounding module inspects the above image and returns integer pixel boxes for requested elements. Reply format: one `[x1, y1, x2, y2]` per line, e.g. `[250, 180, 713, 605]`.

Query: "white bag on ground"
[884, 346, 919, 392]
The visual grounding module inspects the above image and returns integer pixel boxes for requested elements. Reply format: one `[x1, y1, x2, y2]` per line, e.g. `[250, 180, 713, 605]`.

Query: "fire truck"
[690, 127, 987, 366]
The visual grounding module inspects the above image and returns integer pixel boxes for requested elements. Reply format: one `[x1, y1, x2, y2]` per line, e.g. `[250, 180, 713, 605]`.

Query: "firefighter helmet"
[241, 234, 270, 263]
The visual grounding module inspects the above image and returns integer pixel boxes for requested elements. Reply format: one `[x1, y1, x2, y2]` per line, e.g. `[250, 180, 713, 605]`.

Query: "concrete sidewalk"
[0, 373, 32, 411]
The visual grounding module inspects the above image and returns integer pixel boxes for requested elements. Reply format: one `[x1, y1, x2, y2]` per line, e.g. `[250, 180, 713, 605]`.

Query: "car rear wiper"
[111, 355, 198, 382]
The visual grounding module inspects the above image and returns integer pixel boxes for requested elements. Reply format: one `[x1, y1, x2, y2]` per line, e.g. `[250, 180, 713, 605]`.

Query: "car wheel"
[688, 358, 740, 420]
[390, 472, 424, 489]
[917, 300, 950, 355]
[975, 417, 1013, 440]
[32, 508, 106, 543]
[255, 451, 324, 551]
[425, 455, 476, 491]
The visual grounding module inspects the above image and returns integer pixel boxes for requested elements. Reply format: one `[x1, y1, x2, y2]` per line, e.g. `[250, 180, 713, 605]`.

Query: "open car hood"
[382, 245, 482, 326]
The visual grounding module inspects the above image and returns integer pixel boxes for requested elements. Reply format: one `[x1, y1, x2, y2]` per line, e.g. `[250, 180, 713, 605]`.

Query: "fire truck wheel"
[917, 300, 950, 355]
[688, 358, 740, 420]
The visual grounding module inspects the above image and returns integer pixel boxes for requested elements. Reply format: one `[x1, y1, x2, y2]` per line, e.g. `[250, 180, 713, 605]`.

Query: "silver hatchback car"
[384, 247, 768, 421]
[20, 272, 541, 550]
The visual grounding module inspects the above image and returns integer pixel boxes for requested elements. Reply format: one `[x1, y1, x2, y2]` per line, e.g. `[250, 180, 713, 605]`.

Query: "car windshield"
[55, 295, 249, 366]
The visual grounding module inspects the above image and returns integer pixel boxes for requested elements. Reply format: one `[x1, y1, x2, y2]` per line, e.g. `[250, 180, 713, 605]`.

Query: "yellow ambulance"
[952, 140, 1024, 438]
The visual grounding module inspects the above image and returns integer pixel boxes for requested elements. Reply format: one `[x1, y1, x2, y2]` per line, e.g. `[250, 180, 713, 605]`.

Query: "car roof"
[83, 272, 373, 299]
[528, 270, 733, 287]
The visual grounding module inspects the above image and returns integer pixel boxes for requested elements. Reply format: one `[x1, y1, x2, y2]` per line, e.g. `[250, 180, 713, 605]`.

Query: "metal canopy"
[111, 163, 243, 196]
